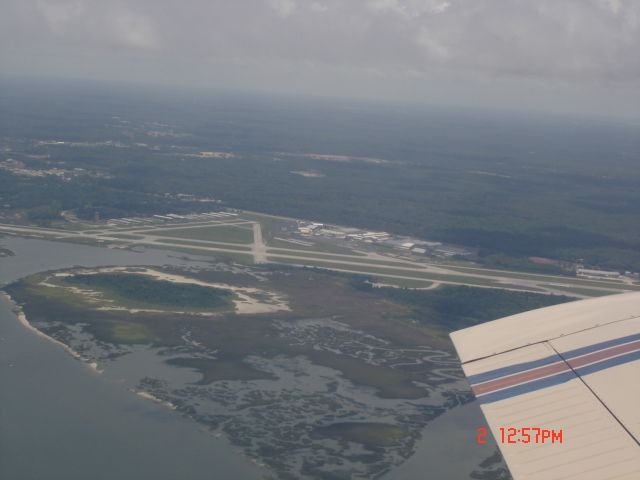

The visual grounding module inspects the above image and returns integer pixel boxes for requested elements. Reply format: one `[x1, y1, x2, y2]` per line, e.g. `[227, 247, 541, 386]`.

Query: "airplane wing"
[450, 292, 640, 480]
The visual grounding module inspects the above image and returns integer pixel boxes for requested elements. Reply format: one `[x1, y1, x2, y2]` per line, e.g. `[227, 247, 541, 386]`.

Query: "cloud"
[369, 0, 451, 18]
[36, 0, 86, 34]
[416, 28, 450, 60]
[111, 12, 159, 49]
[1, 0, 639, 117]
[310, 2, 328, 14]
[27, 1, 160, 51]
[267, 0, 296, 17]
[4, 0, 639, 80]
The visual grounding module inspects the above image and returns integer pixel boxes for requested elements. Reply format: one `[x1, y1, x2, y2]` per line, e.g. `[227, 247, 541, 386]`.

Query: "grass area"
[105, 233, 145, 240]
[268, 250, 421, 267]
[543, 285, 617, 297]
[5, 266, 577, 410]
[361, 283, 572, 333]
[237, 211, 282, 239]
[149, 225, 254, 244]
[102, 225, 166, 232]
[237, 211, 369, 256]
[166, 357, 275, 383]
[10, 273, 96, 309]
[0, 225, 72, 235]
[307, 350, 426, 399]
[268, 237, 366, 256]
[6, 267, 449, 399]
[3, 275, 167, 346]
[60, 272, 236, 311]
[313, 422, 410, 447]
[445, 265, 640, 291]
[110, 321, 157, 343]
[148, 245, 255, 264]
[0, 230, 70, 242]
[55, 236, 127, 247]
[270, 257, 501, 286]
[269, 256, 639, 293]
[374, 278, 435, 289]
[153, 238, 253, 251]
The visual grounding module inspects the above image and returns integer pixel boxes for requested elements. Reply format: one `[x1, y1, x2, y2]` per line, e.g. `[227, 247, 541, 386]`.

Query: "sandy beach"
[1, 291, 102, 374]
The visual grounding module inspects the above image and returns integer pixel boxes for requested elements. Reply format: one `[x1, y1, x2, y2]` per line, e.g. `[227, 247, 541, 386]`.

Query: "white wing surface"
[450, 292, 640, 480]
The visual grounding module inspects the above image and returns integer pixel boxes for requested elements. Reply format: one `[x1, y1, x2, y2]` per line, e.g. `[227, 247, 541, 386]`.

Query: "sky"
[1, 0, 639, 119]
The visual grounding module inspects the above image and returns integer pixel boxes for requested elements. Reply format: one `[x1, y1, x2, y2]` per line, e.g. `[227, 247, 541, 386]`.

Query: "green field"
[542, 285, 618, 297]
[313, 422, 410, 447]
[153, 238, 253, 251]
[147, 225, 254, 244]
[268, 257, 503, 286]
[267, 250, 420, 267]
[366, 283, 572, 332]
[445, 265, 640, 291]
[307, 350, 426, 398]
[373, 278, 435, 289]
[237, 211, 282, 238]
[5, 83, 640, 274]
[268, 237, 366, 256]
[149, 245, 255, 264]
[60, 272, 236, 311]
[5, 263, 581, 478]
[166, 357, 275, 383]
[106, 233, 145, 240]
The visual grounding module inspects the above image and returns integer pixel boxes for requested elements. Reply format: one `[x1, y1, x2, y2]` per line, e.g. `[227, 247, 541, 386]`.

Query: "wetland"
[0, 236, 549, 478]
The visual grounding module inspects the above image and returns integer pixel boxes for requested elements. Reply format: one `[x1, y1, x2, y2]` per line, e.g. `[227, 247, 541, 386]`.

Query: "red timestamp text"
[476, 427, 563, 445]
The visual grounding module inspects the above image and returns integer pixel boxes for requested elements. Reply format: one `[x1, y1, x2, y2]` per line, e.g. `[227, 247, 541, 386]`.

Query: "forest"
[2, 79, 640, 271]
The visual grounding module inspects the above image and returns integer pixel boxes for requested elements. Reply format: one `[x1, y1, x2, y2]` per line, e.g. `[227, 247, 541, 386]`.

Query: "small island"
[3, 263, 568, 479]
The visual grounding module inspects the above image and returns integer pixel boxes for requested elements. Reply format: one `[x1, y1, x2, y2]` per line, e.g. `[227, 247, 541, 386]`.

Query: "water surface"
[1, 236, 503, 479]
[0, 237, 261, 480]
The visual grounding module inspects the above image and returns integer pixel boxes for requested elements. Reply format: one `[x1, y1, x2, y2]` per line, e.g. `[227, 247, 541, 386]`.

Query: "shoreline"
[1, 290, 185, 414]
[2, 290, 185, 414]
[1, 290, 102, 374]
[131, 390, 178, 411]
[50, 266, 291, 315]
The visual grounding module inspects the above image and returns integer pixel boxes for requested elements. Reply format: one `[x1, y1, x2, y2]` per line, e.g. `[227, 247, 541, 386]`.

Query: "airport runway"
[1, 221, 637, 298]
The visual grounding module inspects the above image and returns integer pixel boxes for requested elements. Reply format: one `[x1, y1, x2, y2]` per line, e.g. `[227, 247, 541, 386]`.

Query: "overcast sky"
[2, 0, 639, 119]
